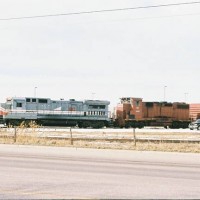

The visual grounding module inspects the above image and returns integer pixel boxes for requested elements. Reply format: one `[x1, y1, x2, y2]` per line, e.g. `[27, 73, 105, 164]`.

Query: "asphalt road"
[0, 144, 200, 199]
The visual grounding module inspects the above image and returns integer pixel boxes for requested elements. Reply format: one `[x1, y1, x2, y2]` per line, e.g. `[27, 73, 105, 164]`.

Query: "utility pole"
[184, 92, 188, 102]
[164, 86, 167, 101]
[34, 87, 37, 97]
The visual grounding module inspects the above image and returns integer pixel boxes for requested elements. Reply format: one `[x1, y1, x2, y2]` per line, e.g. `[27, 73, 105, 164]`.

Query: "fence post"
[133, 128, 136, 147]
[14, 126, 17, 143]
[70, 127, 73, 145]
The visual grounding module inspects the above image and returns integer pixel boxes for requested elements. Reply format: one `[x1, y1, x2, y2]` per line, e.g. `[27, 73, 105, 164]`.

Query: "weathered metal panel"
[172, 103, 189, 121]
[190, 103, 200, 120]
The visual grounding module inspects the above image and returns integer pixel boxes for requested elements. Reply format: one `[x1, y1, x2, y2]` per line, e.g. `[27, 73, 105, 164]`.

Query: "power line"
[0, 1, 200, 21]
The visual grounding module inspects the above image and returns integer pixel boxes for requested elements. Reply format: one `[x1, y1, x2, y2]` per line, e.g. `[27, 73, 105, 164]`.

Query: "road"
[0, 144, 200, 199]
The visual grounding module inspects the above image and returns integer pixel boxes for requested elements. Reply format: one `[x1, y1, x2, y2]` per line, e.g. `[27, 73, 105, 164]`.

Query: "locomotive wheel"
[78, 122, 83, 128]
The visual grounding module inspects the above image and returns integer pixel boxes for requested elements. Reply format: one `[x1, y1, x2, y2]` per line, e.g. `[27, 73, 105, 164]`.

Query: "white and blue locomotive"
[0, 97, 110, 128]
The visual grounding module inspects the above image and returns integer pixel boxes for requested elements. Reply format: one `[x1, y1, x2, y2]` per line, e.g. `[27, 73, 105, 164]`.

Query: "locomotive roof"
[120, 97, 142, 100]
[84, 100, 110, 105]
[5, 97, 110, 104]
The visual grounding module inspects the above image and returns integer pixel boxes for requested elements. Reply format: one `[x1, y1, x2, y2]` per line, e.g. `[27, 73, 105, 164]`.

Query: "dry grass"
[0, 134, 199, 153]
[72, 140, 200, 153]
[0, 125, 200, 153]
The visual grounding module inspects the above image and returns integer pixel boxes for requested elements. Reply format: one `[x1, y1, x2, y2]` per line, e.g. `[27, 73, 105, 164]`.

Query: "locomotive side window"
[39, 99, 48, 103]
[16, 103, 22, 107]
[32, 99, 36, 103]
[26, 98, 30, 102]
[136, 101, 140, 107]
[89, 105, 106, 109]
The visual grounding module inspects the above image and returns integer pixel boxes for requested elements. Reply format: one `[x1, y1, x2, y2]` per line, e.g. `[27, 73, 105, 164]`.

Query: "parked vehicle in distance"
[0, 124, 7, 128]
[189, 119, 200, 130]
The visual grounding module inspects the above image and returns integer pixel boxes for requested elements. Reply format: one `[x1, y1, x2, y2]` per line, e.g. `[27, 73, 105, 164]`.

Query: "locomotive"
[114, 97, 190, 128]
[0, 96, 191, 128]
[0, 97, 110, 128]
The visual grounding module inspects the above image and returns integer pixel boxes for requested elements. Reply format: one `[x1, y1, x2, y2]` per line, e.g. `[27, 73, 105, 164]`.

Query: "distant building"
[190, 104, 200, 121]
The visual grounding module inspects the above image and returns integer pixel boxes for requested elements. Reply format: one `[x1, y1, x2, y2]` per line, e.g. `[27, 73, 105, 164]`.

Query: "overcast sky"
[0, 0, 200, 109]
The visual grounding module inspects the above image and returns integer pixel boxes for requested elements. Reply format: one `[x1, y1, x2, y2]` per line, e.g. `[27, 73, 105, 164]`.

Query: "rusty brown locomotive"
[114, 97, 190, 128]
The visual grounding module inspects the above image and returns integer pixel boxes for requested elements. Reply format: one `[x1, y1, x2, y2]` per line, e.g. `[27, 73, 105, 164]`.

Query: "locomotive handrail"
[5, 109, 109, 117]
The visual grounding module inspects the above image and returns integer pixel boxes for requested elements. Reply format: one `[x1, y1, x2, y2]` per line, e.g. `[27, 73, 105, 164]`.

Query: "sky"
[0, 0, 200, 109]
